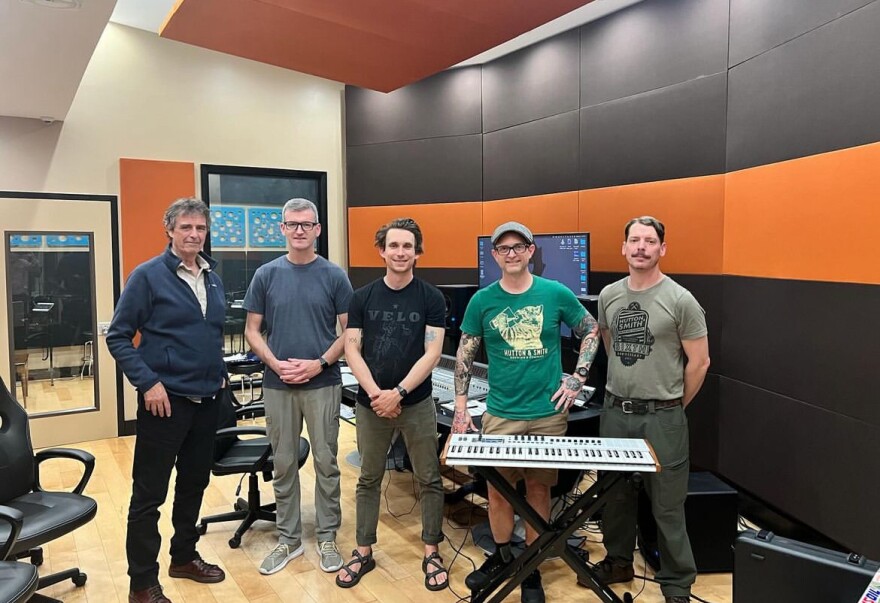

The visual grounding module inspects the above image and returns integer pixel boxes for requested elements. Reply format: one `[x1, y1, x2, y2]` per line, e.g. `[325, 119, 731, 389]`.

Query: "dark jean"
[127, 392, 219, 591]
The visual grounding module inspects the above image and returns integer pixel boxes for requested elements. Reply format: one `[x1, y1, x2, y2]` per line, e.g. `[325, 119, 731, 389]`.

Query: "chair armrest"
[216, 426, 267, 438]
[0, 505, 24, 561]
[34, 447, 96, 495]
[235, 403, 265, 420]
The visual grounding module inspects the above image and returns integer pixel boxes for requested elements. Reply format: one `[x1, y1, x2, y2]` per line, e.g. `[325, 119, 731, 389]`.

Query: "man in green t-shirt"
[453, 221, 600, 603]
[591, 216, 710, 603]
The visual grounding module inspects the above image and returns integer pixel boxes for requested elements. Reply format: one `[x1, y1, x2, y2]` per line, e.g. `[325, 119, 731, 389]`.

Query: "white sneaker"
[260, 542, 304, 575]
[317, 540, 344, 572]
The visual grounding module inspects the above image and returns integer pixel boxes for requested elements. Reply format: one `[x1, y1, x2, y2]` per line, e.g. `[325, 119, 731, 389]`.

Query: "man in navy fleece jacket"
[108, 197, 227, 603]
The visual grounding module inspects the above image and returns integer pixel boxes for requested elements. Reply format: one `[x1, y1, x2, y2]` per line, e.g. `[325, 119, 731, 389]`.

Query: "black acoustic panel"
[580, 73, 727, 188]
[727, 1, 880, 171]
[722, 276, 880, 426]
[346, 135, 482, 206]
[345, 67, 482, 147]
[348, 267, 478, 290]
[687, 373, 720, 473]
[483, 110, 580, 201]
[579, 0, 728, 108]
[482, 28, 580, 133]
[670, 274, 724, 374]
[729, 0, 873, 67]
[718, 379, 880, 560]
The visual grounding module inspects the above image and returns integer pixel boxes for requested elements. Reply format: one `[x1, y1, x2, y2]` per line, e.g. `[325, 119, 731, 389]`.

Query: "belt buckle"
[621, 400, 634, 414]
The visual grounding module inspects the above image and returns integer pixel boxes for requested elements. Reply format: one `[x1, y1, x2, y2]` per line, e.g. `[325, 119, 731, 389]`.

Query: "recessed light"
[20, 0, 82, 9]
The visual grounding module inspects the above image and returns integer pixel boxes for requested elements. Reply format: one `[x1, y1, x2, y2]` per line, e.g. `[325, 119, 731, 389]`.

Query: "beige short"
[481, 410, 568, 485]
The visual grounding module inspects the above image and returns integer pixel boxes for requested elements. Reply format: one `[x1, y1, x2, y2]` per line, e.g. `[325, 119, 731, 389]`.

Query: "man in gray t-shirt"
[593, 216, 710, 603]
[242, 198, 353, 576]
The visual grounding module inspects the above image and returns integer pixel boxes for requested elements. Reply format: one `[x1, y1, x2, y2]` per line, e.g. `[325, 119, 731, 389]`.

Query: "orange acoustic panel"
[160, 0, 594, 93]
[482, 192, 580, 237]
[348, 203, 482, 268]
[578, 176, 725, 274]
[724, 142, 880, 285]
[119, 158, 195, 281]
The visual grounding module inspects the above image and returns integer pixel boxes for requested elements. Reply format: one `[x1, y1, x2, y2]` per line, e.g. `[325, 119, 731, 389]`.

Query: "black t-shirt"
[348, 277, 446, 406]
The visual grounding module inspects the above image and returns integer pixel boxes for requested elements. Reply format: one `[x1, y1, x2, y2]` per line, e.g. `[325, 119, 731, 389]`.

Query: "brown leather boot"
[168, 557, 225, 583]
[129, 584, 172, 603]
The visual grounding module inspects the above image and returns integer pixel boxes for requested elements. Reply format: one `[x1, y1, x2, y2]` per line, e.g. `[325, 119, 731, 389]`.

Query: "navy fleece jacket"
[107, 246, 227, 398]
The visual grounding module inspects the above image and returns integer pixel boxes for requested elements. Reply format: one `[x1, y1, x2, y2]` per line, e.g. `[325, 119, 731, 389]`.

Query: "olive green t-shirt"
[461, 276, 587, 420]
[599, 276, 706, 400]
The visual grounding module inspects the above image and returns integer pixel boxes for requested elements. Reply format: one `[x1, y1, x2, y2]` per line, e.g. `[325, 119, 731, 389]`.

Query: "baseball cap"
[491, 221, 534, 245]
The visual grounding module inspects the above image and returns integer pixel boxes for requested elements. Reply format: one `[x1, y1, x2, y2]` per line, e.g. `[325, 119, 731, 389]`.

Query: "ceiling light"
[20, 0, 82, 9]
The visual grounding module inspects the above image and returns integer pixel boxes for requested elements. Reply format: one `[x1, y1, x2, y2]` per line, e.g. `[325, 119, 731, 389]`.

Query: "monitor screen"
[477, 232, 590, 337]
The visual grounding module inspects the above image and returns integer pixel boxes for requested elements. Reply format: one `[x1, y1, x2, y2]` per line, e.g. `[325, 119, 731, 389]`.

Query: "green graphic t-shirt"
[461, 276, 587, 420]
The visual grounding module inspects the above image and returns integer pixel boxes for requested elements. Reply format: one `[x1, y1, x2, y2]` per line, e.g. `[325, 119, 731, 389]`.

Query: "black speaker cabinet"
[734, 530, 879, 603]
[437, 284, 477, 336]
[637, 471, 738, 573]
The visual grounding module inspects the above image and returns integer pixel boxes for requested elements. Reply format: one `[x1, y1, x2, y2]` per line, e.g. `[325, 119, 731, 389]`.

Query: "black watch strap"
[318, 357, 329, 370]
[395, 385, 408, 398]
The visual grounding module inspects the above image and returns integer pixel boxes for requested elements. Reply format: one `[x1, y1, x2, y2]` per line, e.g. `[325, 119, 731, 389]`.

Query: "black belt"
[607, 393, 681, 414]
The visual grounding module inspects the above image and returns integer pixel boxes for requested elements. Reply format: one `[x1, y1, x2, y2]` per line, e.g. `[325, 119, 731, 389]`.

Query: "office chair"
[0, 506, 39, 603]
[0, 376, 97, 603]
[197, 388, 310, 549]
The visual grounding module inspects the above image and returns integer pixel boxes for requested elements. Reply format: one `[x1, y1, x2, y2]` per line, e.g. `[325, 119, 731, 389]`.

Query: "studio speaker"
[637, 471, 738, 573]
[436, 284, 477, 337]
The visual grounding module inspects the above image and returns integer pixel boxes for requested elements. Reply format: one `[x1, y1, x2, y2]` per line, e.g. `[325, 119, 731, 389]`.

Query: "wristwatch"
[318, 357, 329, 370]
[395, 385, 408, 398]
[576, 366, 589, 382]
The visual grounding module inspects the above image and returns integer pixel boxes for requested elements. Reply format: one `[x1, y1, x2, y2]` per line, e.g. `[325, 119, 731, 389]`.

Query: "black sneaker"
[577, 559, 635, 587]
[465, 552, 507, 591]
[521, 570, 545, 603]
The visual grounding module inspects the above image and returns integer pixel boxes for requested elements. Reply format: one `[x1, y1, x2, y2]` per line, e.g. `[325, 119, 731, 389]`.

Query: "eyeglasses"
[493, 243, 530, 255]
[283, 221, 318, 232]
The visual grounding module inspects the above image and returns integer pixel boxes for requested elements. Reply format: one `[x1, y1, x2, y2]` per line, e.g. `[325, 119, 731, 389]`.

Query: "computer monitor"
[477, 232, 590, 337]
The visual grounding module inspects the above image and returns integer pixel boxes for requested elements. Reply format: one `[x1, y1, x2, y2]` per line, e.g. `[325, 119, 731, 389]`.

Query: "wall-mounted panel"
[729, 0, 873, 67]
[345, 67, 482, 146]
[348, 202, 482, 268]
[347, 135, 482, 206]
[481, 192, 579, 237]
[580, 73, 727, 189]
[722, 276, 880, 426]
[718, 378, 880, 559]
[579, 0, 728, 108]
[481, 28, 580, 133]
[483, 110, 579, 201]
[726, 1, 880, 172]
[724, 142, 880, 285]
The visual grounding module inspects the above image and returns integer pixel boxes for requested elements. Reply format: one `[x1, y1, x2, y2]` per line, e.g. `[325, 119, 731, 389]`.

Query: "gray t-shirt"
[598, 276, 707, 400]
[243, 255, 353, 390]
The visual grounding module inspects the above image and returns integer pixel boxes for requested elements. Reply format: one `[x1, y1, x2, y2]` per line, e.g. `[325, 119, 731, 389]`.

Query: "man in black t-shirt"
[336, 218, 449, 592]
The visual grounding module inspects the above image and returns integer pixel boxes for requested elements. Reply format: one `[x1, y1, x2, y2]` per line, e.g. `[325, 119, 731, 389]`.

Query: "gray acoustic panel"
[348, 267, 478, 289]
[718, 378, 880, 559]
[580, 73, 727, 188]
[671, 274, 723, 374]
[346, 135, 482, 206]
[483, 110, 580, 201]
[345, 67, 482, 147]
[686, 373, 720, 473]
[722, 276, 880, 427]
[579, 0, 728, 108]
[727, 1, 880, 171]
[482, 28, 580, 133]
[729, 0, 873, 67]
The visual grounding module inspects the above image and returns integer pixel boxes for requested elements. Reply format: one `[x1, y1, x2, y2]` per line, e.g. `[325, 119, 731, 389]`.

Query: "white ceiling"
[0, 0, 641, 122]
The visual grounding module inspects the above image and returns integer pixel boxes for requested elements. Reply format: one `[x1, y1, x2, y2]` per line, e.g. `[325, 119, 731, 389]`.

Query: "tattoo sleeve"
[574, 314, 600, 370]
[454, 334, 482, 396]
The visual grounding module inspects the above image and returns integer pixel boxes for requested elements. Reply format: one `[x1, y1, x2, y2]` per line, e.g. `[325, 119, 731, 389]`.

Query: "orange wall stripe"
[119, 158, 195, 281]
[348, 202, 483, 268]
[482, 192, 579, 236]
[579, 176, 725, 274]
[725, 142, 880, 285]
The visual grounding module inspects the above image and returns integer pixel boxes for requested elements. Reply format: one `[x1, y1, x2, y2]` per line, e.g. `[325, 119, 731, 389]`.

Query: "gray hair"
[624, 215, 666, 243]
[164, 197, 210, 231]
[282, 198, 319, 223]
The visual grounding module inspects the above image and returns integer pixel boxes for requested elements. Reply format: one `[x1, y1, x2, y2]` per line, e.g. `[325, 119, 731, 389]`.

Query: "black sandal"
[422, 551, 449, 591]
[335, 549, 376, 588]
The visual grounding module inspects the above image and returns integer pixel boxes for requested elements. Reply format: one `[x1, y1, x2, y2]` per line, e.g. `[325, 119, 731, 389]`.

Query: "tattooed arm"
[451, 334, 482, 433]
[551, 312, 600, 411]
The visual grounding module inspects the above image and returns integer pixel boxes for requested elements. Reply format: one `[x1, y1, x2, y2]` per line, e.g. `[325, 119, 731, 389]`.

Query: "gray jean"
[355, 396, 444, 546]
[263, 385, 342, 546]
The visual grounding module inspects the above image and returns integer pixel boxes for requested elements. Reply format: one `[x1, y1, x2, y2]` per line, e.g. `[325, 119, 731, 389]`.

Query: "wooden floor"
[18, 376, 95, 414]
[34, 419, 733, 603]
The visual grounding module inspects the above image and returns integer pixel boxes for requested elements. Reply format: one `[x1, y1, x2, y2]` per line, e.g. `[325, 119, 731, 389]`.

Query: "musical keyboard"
[442, 433, 659, 473]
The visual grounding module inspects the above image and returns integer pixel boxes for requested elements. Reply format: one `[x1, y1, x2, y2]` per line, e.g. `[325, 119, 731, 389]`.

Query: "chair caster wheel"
[32, 550, 44, 566]
[196, 523, 207, 535]
[73, 572, 88, 587]
[229, 537, 241, 549]
[233, 501, 243, 512]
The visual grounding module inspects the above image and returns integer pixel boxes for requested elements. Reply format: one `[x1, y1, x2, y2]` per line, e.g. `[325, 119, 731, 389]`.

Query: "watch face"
[577, 367, 589, 377]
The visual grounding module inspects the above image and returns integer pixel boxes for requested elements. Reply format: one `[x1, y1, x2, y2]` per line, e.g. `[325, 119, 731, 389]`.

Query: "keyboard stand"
[470, 466, 635, 603]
